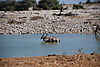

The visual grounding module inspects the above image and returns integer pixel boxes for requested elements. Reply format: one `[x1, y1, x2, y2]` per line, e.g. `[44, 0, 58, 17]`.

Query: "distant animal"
[93, 24, 100, 34]
[90, 51, 95, 55]
[48, 54, 56, 56]
[77, 48, 83, 54]
[40, 34, 60, 42]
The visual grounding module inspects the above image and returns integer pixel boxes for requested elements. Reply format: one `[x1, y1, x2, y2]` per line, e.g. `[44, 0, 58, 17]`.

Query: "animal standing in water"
[40, 34, 60, 42]
[93, 24, 100, 34]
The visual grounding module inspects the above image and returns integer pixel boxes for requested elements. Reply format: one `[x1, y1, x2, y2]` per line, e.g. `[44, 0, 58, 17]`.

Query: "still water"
[0, 34, 100, 57]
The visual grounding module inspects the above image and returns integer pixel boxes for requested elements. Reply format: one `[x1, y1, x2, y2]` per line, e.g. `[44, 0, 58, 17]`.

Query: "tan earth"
[0, 54, 100, 67]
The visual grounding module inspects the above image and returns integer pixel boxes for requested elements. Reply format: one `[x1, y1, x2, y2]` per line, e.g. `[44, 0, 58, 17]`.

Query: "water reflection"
[41, 42, 59, 45]
[95, 34, 100, 41]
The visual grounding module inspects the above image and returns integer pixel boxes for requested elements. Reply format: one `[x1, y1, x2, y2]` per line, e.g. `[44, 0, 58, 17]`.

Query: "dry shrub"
[8, 19, 25, 24]
[8, 22, 24, 24]
[30, 16, 44, 20]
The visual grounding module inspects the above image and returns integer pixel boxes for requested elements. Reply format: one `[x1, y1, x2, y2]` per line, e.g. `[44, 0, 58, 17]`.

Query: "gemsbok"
[40, 34, 60, 42]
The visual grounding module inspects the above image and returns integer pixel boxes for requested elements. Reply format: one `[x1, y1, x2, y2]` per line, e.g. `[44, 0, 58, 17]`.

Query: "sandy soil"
[0, 54, 100, 67]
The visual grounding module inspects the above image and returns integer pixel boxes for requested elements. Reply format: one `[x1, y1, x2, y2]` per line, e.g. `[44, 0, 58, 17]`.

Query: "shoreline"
[0, 54, 100, 67]
[0, 33, 96, 35]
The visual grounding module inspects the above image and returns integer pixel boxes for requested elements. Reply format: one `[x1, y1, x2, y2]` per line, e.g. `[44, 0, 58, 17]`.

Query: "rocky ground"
[0, 54, 100, 67]
[0, 10, 100, 34]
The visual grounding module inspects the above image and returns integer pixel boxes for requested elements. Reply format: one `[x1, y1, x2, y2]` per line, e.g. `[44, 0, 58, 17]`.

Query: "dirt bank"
[0, 54, 100, 67]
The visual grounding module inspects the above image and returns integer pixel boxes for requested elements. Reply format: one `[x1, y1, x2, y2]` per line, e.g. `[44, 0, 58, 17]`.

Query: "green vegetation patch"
[73, 4, 84, 9]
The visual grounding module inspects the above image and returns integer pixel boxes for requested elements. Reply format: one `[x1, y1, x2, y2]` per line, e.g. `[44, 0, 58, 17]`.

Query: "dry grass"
[0, 54, 100, 67]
